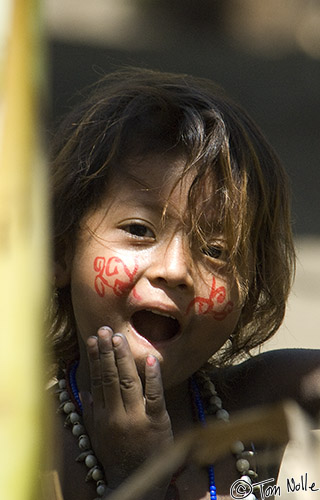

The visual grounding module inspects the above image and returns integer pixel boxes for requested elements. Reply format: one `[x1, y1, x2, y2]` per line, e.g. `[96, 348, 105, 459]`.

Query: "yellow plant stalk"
[0, 0, 49, 499]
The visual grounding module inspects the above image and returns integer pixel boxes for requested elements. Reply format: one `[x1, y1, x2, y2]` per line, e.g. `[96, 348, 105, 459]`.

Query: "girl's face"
[59, 155, 242, 389]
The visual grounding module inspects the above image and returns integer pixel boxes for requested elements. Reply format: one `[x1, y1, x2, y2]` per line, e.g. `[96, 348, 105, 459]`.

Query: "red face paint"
[186, 276, 233, 320]
[132, 287, 142, 301]
[94, 256, 139, 298]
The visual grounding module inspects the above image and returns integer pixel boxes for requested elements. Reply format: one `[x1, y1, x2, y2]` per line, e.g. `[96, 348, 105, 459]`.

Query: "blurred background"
[44, 0, 320, 351]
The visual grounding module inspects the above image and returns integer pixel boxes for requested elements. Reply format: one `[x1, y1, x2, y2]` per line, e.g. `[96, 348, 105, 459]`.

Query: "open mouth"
[131, 309, 181, 344]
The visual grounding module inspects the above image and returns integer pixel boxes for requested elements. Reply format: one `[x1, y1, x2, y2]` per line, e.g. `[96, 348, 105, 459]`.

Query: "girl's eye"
[122, 223, 155, 239]
[202, 245, 223, 259]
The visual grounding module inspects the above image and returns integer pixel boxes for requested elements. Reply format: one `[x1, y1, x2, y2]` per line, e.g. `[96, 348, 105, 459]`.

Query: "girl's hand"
[82, 327, 174, 490]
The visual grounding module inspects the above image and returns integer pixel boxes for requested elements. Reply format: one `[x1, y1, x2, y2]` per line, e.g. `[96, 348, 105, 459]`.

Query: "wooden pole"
[0, 0, 48, 499]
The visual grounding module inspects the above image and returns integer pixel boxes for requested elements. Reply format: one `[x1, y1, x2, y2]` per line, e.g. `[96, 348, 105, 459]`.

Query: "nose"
[147, 234, 194, 290]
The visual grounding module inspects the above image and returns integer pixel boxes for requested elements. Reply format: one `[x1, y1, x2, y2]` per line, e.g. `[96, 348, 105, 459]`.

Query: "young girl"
[50, 68, 320, 500]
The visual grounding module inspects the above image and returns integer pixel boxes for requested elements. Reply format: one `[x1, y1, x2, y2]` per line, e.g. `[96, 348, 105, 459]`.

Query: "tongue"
[132, 310, 180, 343]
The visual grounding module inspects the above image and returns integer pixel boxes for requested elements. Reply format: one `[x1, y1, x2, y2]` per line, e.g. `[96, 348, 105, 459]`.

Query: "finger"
[144, 355, 167, 418]
[112, 333, 144, 412]
[87, 334, 105, 407]
[97, 327, 123, 414]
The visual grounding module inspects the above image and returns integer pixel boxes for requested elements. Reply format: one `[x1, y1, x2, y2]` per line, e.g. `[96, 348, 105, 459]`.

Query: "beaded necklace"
[190, 375, 216, 500]
[56, 363, 257, 500]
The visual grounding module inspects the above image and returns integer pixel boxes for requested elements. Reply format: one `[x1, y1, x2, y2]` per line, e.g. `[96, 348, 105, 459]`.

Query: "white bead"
[242, 450, 255, 457]
[79, 435, 91, 450]
[70, 412, 81, 424]
[92, 467, 103, 481]
[76, 450, 94, 462]
[240, 475, 252, 484]
[216, 409, 229, 421]
[230, 440, 245, 454]
[236, 458, 250, 472]
[210, 396, 222, 408]
[85, 454, 98, 468]
[245, 495, 256, 500]
[59, 391, 70, 403]
[72, 424, 85, 437]
[63, 402, 75, 414]
[58, 379, 66, 389]
[96, 483, 107, 496]
[248, 469, 258, 478]
[204, 380, 216, 393]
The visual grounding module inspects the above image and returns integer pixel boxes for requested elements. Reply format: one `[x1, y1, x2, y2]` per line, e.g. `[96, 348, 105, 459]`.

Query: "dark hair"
[50, 67, 295, 368]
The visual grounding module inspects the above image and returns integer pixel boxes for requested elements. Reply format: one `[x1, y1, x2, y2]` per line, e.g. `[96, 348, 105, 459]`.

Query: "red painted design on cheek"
[132, 287, 142, 301]
[93, 256, 139, 297]
[186, 276, 234, 320]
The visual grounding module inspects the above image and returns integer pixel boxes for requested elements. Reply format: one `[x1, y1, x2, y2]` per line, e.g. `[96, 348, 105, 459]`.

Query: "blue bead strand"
[191, 376, 217, 500]
[69, 361, 83, 413]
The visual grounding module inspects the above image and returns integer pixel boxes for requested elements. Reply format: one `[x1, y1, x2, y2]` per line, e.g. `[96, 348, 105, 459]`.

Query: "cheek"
[93, 255, 141, 299]
[186, 276, 234, 320]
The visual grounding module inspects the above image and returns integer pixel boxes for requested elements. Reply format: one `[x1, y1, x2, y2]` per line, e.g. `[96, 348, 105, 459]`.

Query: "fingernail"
[87, 336, 98, 347]
[112, 334, 122, 347]
[146, 355, 157, 367]
[98, 326, 112, 336]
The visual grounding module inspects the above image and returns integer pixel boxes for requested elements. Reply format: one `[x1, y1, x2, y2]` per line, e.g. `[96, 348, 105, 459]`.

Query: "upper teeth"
[145, 309, 176, 320]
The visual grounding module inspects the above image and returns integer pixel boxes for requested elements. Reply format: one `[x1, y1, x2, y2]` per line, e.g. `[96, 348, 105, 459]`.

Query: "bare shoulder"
[215, 349, 320, 418]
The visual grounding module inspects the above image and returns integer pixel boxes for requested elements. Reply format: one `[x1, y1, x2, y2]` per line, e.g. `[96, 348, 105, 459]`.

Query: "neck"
[165, 379, 195, 435]
[76, 340, 91, 394]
